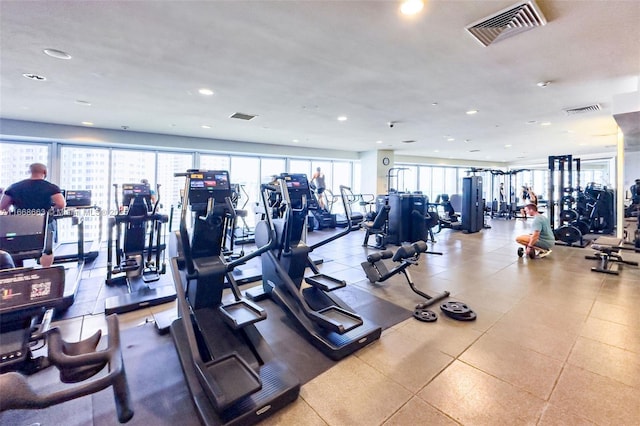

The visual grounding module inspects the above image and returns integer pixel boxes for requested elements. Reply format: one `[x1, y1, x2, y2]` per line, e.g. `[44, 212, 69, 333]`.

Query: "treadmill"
[0, 214, 81, 311]
[52, 189, 102, 263]
[170, 170, 299, 425]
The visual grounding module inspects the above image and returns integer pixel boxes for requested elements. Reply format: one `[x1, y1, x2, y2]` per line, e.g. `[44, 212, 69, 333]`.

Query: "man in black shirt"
[0, 163, 66, 267]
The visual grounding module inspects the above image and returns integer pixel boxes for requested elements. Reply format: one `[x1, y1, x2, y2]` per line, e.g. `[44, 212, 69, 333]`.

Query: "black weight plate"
[441, 301, 472, 315]
[517, 247, 524, 257]
[441, 309, 477, 321]
[555, 225, 582, 244]
[413, 308, 437, 322]
[560, 209, 579, 222]
[572, 220, 590, 235]
[561, 195, 575, 205]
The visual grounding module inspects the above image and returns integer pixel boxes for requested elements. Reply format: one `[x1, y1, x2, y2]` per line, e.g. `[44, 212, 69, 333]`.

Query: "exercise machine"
[585, 236, 638, 275]
[251, 173, 382, 360]
[52, 189, 102, 263]
[170, 170, 299, 425]
[0, 261, 134, 423]
[0, 213, 81, 311]
[105, 183, 174, 315]
[361, 241, 450, 313]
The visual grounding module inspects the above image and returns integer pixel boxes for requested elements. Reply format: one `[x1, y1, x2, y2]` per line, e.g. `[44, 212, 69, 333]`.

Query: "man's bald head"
[29, 163, 47, 178]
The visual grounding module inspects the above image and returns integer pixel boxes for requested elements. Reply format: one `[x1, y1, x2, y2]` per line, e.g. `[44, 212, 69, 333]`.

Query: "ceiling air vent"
[230, 112, 257, 121]
[563, 104, 602, 115]
[465, 0, 547, 47]
[401, 140, 416, 144]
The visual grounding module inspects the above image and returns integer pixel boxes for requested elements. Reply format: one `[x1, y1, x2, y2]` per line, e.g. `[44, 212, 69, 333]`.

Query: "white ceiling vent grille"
[563, 104, 602, 115]
[465, 0, 547, 47]
[230, 112, 257, 121]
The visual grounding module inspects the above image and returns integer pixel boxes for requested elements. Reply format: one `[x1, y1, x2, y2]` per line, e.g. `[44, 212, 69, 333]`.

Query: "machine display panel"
[121, 183, 151, 207]
[0, 266, 64, 314]
[63, 190, 92, 207]
[188, 170, 231, 208]
[0, 214, 47, 253]
[283, 174, 309, 191]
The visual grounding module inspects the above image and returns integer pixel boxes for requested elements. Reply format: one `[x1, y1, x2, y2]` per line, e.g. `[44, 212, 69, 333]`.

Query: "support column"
[359, 150, 394, 196]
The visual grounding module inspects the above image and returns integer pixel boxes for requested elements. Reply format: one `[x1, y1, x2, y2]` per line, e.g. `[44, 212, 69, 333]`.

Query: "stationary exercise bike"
[0, 255, 133, 423]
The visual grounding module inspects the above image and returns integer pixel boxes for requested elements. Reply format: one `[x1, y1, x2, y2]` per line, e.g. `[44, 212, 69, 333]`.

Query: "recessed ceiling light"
[292, 139, 299, 143]
[434, 150, 440, 153]
[431, 102, 438, 106]
[43, 48, 71, 60]
[400, 0, 424, 15]
[198, 88, 214, 96]
[466, 110, 478, 115]
[447, 138, 455, 142]
[337, 116, 348, 121]
[376, 140, 383, 144]
[22, 73, 46, 81]
[504, 144, 512, 148]
[81, 121, 94, 126]
[75, 100, 91, 106]
[540, 121, 552, 126]
[201, 125, 211, 129]
[537, 81, 551, 88]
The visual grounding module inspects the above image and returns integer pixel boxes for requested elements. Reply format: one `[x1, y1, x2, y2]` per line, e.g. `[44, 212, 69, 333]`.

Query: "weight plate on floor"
[555, 225, 582, 244]
[440, 301, 472, 315]
[441, 309, 477, 321]
[517, 247, 524, 257]
[413, 308, 437, 322]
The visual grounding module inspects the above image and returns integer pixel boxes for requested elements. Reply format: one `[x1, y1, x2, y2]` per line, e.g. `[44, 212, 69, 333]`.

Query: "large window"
[110, 149, 156, 211]
[289, 159, 311, 178]
[230, 156, 260, 227]
[261, 158, 286, 183]
[157, 152, 193, 229]
[0, 142, 49, 191]
[58, 146, 111, 242]
[200, 154, 230, 171]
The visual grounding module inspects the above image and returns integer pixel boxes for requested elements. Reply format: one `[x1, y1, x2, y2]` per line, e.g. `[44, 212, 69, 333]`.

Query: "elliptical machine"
[251, 173, 381, 360]
[105, 183, 173, 315]
[170, 170, 299, 426]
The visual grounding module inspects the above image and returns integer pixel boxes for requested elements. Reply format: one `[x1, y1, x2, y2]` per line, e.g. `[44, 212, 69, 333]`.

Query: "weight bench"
[586, 236, 639, 275]
[361, 240, 449, 308]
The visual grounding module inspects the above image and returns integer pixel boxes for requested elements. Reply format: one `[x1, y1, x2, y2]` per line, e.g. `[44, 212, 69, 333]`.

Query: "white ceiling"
[1, 0, 639, 164]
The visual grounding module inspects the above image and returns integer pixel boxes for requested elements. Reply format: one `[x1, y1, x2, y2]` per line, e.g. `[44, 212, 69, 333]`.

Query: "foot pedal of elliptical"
[305, 274, 346, 292]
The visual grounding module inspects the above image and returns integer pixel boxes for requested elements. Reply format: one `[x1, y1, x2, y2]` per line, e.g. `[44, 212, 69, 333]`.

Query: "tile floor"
[34, 219, 640, 425]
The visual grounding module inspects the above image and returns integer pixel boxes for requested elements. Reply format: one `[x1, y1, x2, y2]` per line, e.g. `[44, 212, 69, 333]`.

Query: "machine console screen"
[188, 170, 231, 207]
[0, 267, 65, 314]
